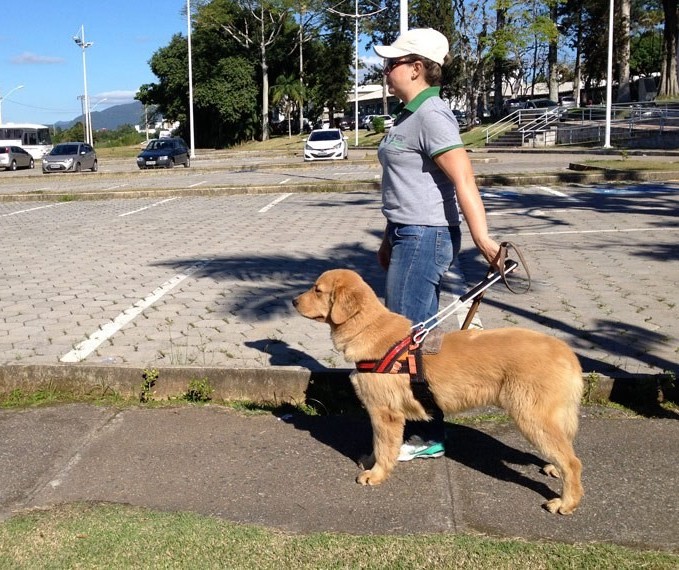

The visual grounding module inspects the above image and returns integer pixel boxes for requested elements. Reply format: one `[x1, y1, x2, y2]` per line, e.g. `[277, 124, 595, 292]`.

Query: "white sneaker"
[397, 441, 445, 461]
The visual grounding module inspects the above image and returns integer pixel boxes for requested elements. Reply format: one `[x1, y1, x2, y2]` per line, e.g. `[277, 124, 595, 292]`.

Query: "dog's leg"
[520, 419, 584, 515]
[357, 407, 404, 486]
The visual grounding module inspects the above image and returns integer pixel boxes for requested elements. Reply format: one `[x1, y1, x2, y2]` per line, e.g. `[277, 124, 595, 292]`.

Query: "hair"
[418, 53, 451, 86]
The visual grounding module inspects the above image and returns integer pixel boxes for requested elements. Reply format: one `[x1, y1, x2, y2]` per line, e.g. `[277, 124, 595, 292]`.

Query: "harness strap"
[355, 335, 415, 374]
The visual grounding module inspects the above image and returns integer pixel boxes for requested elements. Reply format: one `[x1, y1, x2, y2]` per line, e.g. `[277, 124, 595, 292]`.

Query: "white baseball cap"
[374, 28, 449, 66]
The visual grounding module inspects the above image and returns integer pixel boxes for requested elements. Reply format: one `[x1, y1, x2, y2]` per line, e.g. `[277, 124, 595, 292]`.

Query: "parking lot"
[1, 165, 677, 378]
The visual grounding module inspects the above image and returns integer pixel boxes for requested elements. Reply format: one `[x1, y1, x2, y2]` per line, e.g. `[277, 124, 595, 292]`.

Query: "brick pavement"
[0, 154, 677, 388]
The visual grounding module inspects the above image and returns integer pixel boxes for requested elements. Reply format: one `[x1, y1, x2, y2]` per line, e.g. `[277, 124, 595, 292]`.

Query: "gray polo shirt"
[377, 86, 463, 226]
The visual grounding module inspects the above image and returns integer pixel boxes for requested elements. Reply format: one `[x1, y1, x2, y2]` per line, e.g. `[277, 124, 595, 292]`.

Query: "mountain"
[54, 101, 150, 131]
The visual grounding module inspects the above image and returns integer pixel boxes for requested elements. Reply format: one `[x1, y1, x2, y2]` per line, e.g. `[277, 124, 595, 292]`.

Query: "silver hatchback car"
[42, 142, 98, 174]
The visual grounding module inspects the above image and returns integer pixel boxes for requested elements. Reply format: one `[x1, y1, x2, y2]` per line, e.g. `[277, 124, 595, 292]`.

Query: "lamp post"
[0, 84, 24, 125]
[187, 0, 196, 158]
[328, 2, 385, 147]
[89, 97, 107, 143]
[603, 0, 614, 148]
[399, 0, 407, 34]
[73, 25, 93, 145]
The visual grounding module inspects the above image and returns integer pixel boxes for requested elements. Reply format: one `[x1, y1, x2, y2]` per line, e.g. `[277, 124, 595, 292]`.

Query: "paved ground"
[0, 148, 678, 552]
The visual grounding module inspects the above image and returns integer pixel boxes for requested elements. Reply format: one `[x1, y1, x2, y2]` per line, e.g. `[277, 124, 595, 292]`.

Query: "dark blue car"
[137, 138, 190, 169]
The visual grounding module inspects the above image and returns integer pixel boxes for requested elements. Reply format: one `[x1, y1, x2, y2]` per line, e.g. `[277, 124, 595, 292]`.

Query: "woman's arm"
[434, 147, 501, 267]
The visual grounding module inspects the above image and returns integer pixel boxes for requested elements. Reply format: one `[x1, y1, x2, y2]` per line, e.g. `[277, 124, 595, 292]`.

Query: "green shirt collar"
[404, 86, 441, 113]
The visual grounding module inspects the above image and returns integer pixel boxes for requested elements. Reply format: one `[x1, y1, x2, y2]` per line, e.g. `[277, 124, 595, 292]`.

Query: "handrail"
[483, 110, 521, 144]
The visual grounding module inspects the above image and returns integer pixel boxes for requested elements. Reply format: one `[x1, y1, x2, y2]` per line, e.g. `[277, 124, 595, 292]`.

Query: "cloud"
[11, 52, 64, 65]
[361, 55, 383, 69]
[91, 90, 138, 105]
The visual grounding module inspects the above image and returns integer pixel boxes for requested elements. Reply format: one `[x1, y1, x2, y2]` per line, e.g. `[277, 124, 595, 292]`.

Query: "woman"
[374, 28, 501, 461]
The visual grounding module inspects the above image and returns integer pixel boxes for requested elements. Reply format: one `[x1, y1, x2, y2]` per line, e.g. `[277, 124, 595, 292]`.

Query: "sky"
[0, 0, 189, 126]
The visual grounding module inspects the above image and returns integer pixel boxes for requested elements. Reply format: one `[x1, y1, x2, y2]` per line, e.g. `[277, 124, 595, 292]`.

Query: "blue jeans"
[385, 224, 461, 326]
[384, 223, 461, 445]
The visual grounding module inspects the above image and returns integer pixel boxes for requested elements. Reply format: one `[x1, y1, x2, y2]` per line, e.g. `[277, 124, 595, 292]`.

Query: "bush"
[372, 116, 385, 133]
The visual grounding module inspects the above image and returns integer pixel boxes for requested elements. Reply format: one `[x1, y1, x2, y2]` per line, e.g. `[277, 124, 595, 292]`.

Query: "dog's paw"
[543, 498, 576, 515]
[356, 469, 386, 486]
[542, 463, 561, 478]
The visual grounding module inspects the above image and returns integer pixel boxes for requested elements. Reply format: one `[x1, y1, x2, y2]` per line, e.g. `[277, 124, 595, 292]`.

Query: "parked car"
[0, 146, 34, 171]
[522, 99, 562, 115]
[42, 142, 97, 174]
[366, 114, 394, 131]
[337, 118, 352, 131]
[503, 98, 524, 116]
[452, 109, 470, 132]
[360, 115, 375, 129]
[559, 96, 577, 109]
[137, 138, 190, 169]
[303, 128, 348, 161]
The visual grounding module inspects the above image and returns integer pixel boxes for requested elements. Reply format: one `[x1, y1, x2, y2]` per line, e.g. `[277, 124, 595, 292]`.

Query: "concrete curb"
[2, 168, 677, 203]
[1, 364, 675, 411]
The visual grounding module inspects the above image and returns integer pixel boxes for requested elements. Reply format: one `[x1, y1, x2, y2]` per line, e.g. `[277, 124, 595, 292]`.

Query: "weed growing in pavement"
[583, 372, 602, 404]
[184, 378, 214, 403]
[140, 368, 158, 403]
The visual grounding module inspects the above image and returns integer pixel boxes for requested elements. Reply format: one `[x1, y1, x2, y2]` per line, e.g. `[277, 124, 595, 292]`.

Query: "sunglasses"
[383, 58, 419, 73]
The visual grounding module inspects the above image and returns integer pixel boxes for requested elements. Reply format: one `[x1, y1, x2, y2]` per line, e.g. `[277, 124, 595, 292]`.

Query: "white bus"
[0, 123, 53, 159]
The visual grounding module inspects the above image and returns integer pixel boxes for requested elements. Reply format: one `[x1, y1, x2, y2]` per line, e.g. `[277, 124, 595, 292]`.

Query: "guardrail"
[483, 102, 679, 147]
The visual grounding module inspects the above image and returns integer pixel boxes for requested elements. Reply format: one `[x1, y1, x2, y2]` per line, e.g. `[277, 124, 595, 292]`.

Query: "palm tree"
[270, 74, 306, 137]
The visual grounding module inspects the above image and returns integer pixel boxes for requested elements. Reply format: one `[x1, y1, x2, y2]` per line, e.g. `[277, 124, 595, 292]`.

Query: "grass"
[0, 502, 677, 569]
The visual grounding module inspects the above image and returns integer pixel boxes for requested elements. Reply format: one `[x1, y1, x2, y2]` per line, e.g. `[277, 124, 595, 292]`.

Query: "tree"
[270, 73, 305, 136]
[197, 0, 292, 140]
[304, 9, 353, 127]
[658, 0, 679, 97]
[617, 0, 632, 102]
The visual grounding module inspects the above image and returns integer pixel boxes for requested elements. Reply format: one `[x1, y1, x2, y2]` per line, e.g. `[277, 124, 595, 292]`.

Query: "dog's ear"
[329, 280, 362, 324]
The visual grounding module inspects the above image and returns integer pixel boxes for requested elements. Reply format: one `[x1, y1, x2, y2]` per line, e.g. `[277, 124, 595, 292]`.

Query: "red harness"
[355, 334, 422, 379]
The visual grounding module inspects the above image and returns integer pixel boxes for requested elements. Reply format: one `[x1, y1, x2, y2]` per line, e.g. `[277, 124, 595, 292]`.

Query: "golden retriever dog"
[293, 269, 584, 515]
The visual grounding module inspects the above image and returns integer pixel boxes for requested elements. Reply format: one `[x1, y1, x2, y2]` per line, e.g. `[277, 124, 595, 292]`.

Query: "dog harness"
[355, 333, 425, 382]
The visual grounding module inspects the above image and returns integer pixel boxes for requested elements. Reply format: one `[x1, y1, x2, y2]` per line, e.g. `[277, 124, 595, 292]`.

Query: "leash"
[355, 242, 531, 381]
[412, 241, 531, 343]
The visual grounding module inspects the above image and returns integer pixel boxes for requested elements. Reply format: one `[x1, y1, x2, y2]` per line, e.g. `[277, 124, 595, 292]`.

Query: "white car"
[303, 128, 348, 161]
[366, 115, 394, 131]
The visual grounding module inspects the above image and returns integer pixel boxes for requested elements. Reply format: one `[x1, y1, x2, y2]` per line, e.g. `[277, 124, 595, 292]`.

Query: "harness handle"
[411, 242, 531, 343]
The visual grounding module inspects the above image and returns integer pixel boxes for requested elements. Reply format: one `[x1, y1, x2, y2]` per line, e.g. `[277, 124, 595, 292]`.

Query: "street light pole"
[603, 0, 614, 148]
[0, 84, 24, 125]
[73, 25, 94, 145]
[89, 97, 107, 141]
[399, 0, 408, 34]
[187, 0, 196, 158]
[327, 3, 386, 147]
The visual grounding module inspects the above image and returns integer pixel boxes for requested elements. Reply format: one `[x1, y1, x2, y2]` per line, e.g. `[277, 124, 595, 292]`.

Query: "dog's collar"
[355, 334, 421, 376]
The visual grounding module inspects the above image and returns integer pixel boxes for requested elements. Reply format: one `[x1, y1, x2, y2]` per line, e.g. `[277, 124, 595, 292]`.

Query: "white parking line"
[189, 180, 207, 188]
[60, 259, 211, 363]
[488, 208, 569, 217]
[119, 197, 179, 217]
[103, 184, 129, 191]
[1, 203, 64, 217]
[279, 178, 290, 185]
[505, 226, 679, 237]
[534, 185, 576, 199]
[259, 193, 292, 213]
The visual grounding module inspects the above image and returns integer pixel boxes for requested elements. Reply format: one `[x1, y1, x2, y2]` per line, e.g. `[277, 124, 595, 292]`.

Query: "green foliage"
[371, 116, 385, 133]
[140, 368, 158, 403]
[184, 378, 214, 403]
[53, 122, 85, 143]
